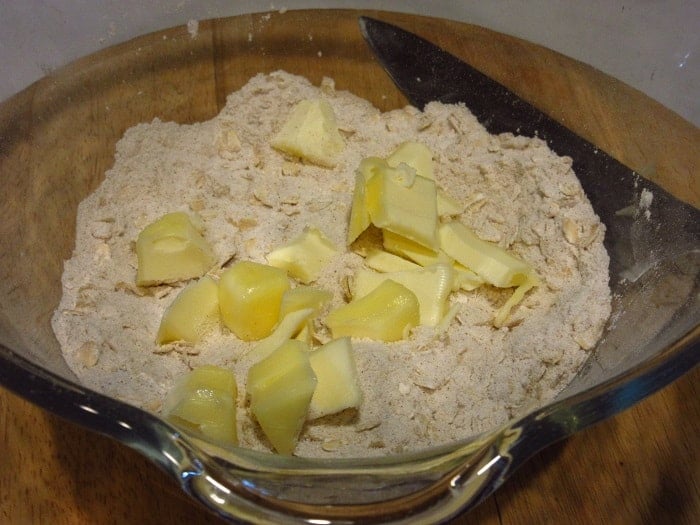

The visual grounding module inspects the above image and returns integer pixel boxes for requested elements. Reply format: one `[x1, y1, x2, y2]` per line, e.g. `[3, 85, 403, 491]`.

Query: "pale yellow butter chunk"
[366, 163, 439, 249]
[439, 222, 534, 288]
[386, 141, 434, 180]
[162, 365, 238, 446]
[266, 227, 337, 284]
[246, 307, 315, 363]
[325, 279, 419, 342]
[352, 264, 453, 327]
[347, 172, 371, 244]
[347, 157, 384, 244]
[247, 340, 317, 455]
[157, 276, 219, 344]
[280, 286, 333, 318]
[279, 286, 333, 346]
[308, 337, 362, 419]
[363, 248, 421, 273]
[135, 212, 215, 286]
[357, 156, 385, 182]
[295, 322, 312, 344]
[218, 261, 290, 341]
[270, 99, 344, 168]
[383, 230, 452, 267]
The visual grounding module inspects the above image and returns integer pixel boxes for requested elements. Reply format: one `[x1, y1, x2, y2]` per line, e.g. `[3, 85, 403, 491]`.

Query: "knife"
[358, 16, 699, 283]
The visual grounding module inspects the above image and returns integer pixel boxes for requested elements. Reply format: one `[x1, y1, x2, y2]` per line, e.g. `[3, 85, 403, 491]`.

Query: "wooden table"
[0, 9, 698, 524]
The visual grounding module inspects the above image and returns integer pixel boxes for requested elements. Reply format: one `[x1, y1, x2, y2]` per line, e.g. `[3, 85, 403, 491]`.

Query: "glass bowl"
[0, 8, 697, 524]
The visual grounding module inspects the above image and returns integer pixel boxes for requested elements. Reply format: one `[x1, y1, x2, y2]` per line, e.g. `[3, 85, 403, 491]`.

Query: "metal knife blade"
[359, 16, 699, 282]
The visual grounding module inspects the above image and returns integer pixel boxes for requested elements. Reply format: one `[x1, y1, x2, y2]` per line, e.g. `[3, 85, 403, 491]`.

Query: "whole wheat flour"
[52, 71, 611, 457]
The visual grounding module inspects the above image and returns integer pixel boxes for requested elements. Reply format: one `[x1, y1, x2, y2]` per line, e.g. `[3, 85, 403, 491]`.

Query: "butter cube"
[267, 227, 337, 284]
[247, 340, 317, 455]
[366, 164, 439, 249]
[135, 212, 215, 286]
[347, 157, 384, 244]
[386, 141, 434, 180]
[308, 338, 362, 419]
[347, 172, 371, 244]
[352, 264, 453, 327]
[157, 276, 220, 344]
[271, 99, 345, 168]
[218, 261, 290, 341]
[162, 365, 238, 445]
[438, 222, 533, 288]
[325, 279, 419, 341]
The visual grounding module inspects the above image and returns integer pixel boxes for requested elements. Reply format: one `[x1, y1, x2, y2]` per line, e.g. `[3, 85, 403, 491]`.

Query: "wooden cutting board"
[0, 9, 698, 524]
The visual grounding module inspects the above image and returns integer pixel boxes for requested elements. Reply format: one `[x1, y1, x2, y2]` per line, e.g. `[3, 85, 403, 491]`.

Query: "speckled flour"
[52, 71, 611, 457]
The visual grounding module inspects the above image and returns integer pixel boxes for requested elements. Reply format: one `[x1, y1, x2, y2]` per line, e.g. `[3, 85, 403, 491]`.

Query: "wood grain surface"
[0, 9, 698, 524]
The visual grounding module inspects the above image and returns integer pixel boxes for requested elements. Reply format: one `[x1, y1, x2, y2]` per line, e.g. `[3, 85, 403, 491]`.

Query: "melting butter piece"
[247, 340, 317, 455]
[308, 337, 362, 420]
[267, 226, 337, 284]
[218, 261, 290, 341]
[162, 365, 238, 446]
[271, 99, 345, 168]
[325, 279, 419, 342]
[157, 276, 219, 344]
[135, 212, 215, 286]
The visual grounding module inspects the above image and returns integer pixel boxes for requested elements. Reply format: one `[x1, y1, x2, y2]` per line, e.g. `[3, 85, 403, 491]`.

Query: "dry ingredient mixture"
[52, 71, 611, 457]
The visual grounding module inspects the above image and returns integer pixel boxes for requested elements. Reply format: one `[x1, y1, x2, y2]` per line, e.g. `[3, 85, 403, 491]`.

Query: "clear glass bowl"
[0, 9, 697, 524]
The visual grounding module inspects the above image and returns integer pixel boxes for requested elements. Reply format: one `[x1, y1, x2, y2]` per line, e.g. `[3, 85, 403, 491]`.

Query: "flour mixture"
[52, 71, 611, 457]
